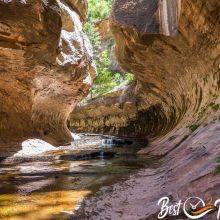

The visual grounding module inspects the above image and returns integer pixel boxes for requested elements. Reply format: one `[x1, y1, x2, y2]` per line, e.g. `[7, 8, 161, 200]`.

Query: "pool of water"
[0, 147, 159, 220]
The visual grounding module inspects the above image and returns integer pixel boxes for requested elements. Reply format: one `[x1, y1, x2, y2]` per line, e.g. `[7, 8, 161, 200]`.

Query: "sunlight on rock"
[14, 139, 57, 157]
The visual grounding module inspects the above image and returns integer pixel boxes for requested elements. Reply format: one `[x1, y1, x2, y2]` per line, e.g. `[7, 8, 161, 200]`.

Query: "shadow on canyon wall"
[0, 0, 220, 219]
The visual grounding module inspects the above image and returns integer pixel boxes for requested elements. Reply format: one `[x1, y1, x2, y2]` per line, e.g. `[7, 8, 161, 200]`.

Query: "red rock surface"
[71, 0, 220, 219]
[71, 0, 220, 140]
[73, 120, 220, 220]
[0, 0, 95, 153]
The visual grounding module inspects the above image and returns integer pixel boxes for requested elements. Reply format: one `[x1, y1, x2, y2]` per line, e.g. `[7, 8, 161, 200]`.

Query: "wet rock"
[70, 0, 220, 219]
[72, 120, 220, 220]
[0, 0, 95, 152]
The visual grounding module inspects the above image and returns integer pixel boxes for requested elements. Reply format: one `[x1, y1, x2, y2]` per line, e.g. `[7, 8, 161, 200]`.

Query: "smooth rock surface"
[0, 0, 95, 153]
[70, 0, 220, 219]
[73, 120, 220, 220]
[71, 0, 220, 141]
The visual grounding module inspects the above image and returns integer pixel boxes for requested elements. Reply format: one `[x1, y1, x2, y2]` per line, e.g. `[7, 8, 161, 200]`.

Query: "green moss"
[188, 124, 200, 132]
[197, 106, 207, 119]
[215, 156, 220, 174]
[209, 102, 220, 111]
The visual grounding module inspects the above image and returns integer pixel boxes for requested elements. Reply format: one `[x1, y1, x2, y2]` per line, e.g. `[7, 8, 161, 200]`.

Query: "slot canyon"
[0, 0, 220, 219]
[0, 0, 96, 154]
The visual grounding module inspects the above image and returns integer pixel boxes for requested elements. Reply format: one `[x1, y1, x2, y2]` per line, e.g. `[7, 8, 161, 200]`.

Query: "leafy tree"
[87, 0, 113, 22]
[84, 22, 101, 54]
[91, 49, 134, 97]
[84, 0, 134, 98]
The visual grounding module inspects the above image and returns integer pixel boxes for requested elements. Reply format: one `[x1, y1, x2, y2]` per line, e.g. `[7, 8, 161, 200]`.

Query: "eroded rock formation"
[71, 1, 220, 219]
[70, 82, 139, 136]
[71, 0, 220, 142]
[73, 120, 220, 220]
[0, 0, 95, 151]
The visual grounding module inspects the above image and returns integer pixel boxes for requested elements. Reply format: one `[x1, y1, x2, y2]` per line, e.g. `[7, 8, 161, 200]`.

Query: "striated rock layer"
[0, 0, 95, 152]
[73, 120, 220, 220]
[71, 0, 220, 142]
[71, 1, 220, 219]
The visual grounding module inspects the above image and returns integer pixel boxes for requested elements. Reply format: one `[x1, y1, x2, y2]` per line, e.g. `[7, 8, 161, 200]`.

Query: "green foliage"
[125, 73, 135, 82]
[93, 50, 118, 95]
[87, 0, 113, 22]
[84, 0, 134, 98]
[91, 50, 134, 97]
[84, 0, 113, 55]
[84, 22, 101, 54]
[84, 0, 112, 56]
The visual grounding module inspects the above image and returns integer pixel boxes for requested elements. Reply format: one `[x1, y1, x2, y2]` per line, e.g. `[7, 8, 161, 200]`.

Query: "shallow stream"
[0, 137, 158, 220]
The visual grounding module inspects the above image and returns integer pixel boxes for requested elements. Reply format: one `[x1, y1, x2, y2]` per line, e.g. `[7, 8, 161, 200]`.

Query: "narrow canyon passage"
[70, 0, 220, 218]
[0, 0, 220, 219]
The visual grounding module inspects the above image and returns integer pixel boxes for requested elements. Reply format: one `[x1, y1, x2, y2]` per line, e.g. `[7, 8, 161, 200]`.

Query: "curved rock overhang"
[70, 0, 220, 141]
[0, 0, 95, 150]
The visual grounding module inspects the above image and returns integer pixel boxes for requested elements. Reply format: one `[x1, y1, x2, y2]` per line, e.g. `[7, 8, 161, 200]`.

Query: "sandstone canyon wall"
[71, 1, 220, 219]
[70, 0, 220, 143]
[0, 0, 95, 153]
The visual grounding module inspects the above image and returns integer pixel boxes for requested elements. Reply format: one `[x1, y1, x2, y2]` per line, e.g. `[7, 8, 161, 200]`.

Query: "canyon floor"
[0, 0, 219, 219]
[1, 117, 219, 220]
[0, 134, 154, 220]
[72, 117, 220, 220]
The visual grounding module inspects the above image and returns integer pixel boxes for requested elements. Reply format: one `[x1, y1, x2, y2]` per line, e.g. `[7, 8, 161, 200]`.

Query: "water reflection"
[0, 148, 158, 220]
[0, 190, 90, 220]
